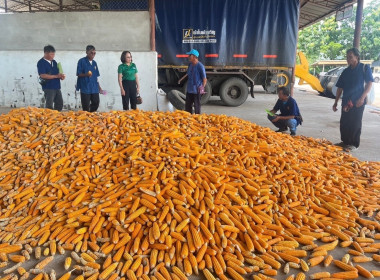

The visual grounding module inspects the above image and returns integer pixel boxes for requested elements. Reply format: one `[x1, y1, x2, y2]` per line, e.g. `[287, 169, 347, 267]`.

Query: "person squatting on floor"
[267, 86, 302, 136]
[333, 48, 374, 152]
[37, 45, 65, 111]
[76, 45, 103, 112]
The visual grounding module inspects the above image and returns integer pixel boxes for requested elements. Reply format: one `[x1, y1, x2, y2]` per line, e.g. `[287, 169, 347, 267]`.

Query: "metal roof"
[299, 0, 357, 29]
[0, 0, 98, 12]
[1, 0, 358, 29]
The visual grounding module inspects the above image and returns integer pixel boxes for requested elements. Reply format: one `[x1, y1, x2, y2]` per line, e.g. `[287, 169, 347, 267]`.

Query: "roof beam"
[8, 0, 54, 11]
[73, 0, 95, 10]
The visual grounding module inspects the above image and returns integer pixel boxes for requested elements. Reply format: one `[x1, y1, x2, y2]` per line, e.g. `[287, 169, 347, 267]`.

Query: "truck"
[155, 0, 299, 107]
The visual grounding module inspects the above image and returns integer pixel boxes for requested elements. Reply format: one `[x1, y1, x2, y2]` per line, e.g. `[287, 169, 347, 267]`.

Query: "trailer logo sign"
[183, 29, 216, 43]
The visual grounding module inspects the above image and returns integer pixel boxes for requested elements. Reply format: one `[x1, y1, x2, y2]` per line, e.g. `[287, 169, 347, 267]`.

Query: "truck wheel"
[276, 71, 291, 87]
[183, 81, 212, 105]
[266, 71, 291, 93]
[219, 78, 249, 106]
[167, 89, 185, 110]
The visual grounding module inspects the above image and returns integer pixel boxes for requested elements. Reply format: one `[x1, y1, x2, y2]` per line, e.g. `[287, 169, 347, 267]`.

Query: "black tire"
[183, 81, 212, 105]
[167, 90, 185, 110]
[219, 77, 249, 106]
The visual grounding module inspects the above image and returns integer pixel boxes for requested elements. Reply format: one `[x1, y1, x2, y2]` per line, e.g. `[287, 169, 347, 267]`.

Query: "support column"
[149, 0, 156, 51]
[290, 2, 301, 97]
[353, 0, 364, 49]
[4, 0, 7, 12]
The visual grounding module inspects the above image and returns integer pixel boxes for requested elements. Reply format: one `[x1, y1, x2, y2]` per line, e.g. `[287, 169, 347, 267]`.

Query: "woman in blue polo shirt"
[118, 51, 140, 110]
[76, 45, 103, 112]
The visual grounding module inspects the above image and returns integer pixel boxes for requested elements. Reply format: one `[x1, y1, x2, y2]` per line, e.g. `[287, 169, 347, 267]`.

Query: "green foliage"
[298, 0, 380, 64]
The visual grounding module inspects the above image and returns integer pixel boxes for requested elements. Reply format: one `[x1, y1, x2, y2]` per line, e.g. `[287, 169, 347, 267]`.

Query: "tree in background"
[298, 0, 380, 65]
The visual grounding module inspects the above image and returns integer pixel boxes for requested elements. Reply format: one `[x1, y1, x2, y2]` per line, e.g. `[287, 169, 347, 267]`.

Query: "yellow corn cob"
[86, 272, 99, 280]
[333, 260, 357, 271]
[331, 270, 359, 279]
[43, 248, 50, 256]
[355, 265, 373, 278]
[32, 273, 44, 280]
[308, 256, 324, 267]
[300, 259, 309, 272]
[310, 272, 330, 279]
[295, 272, 305, 280]
[99, 262, 118, 280]
[352, 256, 372, 263]
[260, 255, 281, 270]
[226, 267, 244, 280]
[64, 257, 71, 270]
[17, 267, 27, 276]
[50, 240, 57, 256]
[126, 270, 137, 280]
[81, 253, 96, 263]
[58, 271, 71, 280]
[0, 245, 23, 254]
[324, 255, 333, 267]
[35, 256, 54, 270]
[172, 266, 188, 280]
[260, 268, 277, 276]
[340, 241, 353, 248]
[341, 254, 350, 264]
[9, 255, 26, 263]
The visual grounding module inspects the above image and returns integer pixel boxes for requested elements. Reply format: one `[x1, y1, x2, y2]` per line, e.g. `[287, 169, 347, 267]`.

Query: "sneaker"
[344, 145, 358, 152]
[275, 128, 288, 132]
[334, 142, 346, 147]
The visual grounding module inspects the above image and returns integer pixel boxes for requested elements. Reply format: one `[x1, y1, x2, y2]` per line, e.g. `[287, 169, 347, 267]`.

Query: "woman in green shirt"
[118, 51, 140, 110]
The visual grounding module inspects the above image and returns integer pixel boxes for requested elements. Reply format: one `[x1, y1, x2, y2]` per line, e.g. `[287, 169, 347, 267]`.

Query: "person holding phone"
[267, 86, 302, 136]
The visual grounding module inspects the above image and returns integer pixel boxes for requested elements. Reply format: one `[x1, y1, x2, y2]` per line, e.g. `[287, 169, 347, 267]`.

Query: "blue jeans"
[268, 115, 298, 133]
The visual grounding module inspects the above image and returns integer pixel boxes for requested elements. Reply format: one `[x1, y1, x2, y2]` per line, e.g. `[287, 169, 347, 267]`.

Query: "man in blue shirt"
[333, 48, 374, 151]
[181, 49, 207, 114]
[268, 86, 302, 136]
[37, 45, 65, 111]
[76, 45, 103, 112]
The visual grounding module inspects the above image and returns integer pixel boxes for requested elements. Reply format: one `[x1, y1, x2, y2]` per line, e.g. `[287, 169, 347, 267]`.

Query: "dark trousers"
[185, 93, 201, 114]
[81, 92, 100, 112]
[340, 105, 365, 148]
[122, 80, 137, 110]
[44, 89, 63, 111]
